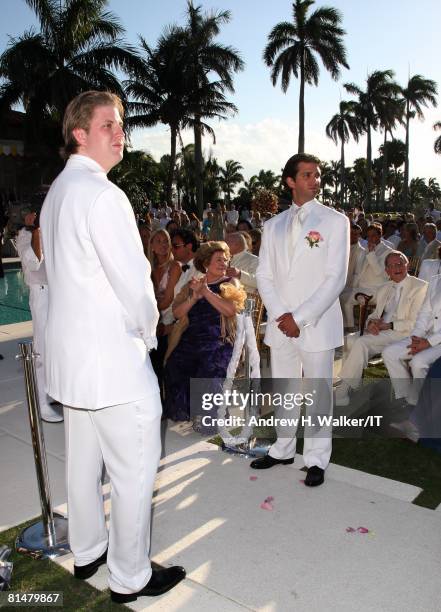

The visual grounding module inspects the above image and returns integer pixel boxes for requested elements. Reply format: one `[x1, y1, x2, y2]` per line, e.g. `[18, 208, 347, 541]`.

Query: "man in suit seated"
[418, 245, 441, 282]
[225, 232, 259, 293]
[383, 274, 441, 407]
[336, 252, 428, 405]
[340, 223, 393, 329]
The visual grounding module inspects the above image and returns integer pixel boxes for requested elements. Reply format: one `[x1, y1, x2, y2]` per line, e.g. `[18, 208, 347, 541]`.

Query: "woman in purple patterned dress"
[164, 241, 245, 422]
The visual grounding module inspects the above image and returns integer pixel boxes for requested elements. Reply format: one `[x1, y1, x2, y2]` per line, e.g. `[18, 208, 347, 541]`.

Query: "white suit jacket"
[418, 259, 441, 283]
[412, 274, 441, 346]
[40, 155, 159, 409]
[366, 275, 428, 336]
[257, 199, 349, 352]
[355, 241, 393, 288]
[231, 250, 259, 291]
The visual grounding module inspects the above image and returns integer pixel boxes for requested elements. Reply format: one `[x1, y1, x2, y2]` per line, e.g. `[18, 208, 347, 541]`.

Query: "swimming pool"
[0, 268, 31, 325]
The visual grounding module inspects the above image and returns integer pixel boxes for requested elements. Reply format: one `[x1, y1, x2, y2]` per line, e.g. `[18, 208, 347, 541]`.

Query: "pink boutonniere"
[305, 230, 323, 248]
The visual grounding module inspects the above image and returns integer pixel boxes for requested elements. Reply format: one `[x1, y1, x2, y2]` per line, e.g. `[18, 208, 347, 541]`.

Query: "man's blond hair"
[62, 90, 124, 159]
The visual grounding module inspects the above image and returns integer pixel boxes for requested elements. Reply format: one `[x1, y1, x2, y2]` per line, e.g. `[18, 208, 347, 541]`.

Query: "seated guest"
[202, 211, 213, 237]
[225, 232, 259, 293]
[344, 223, 365, 291]
[336, 252, 428, 405]
[420, 224, 441, 262]
[341, 224, 393, 329]
[417, 222, 437, 257]
[239, 230, 253, 253]
[249, 228, 262, 256]
[166, 219, 179, 235]
[383, 221, 400, 248]
[148, 230, 182, 398]
[226, 205, 239, 226]
[171, 229, 200, 295]
[237, 219, 253, 233]
[163, 241, 245, 421]
[419, 245, 441, 282]
[383, 274, 441, 406]
[397, 223, 419, 258]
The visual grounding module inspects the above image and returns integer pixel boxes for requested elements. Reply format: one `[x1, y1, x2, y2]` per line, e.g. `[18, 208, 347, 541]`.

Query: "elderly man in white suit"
[250, 153, 350, 486]
[40, 91, 184, 605]
[336, 252, 428, 405]
[383, 274, 441, 407]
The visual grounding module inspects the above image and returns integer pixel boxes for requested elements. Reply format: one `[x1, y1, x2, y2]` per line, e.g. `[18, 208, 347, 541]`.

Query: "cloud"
[131, 114, 441, 181]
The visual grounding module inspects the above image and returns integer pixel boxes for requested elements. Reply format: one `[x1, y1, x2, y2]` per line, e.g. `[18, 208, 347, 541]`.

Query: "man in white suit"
[250, 153, 350, 486]
[340, 224, 392, 329]
[40, 91, 184, 604]
[15, 211, 63, 422]
[225, 232, 259, 292]
[335, 252, 428, 405]
[383, 274, 441, 406]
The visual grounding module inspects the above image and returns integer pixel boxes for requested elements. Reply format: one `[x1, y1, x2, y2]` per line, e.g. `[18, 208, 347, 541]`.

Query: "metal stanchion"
[15, 340, 69, 559]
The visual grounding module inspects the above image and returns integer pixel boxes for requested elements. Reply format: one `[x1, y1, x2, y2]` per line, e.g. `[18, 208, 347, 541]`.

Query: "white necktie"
[383, 284, 402, 323]
[289, 207, 305, 259]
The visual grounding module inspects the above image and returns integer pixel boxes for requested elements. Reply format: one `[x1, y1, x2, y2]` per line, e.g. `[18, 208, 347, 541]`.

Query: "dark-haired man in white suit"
[250, 153, 350, 486]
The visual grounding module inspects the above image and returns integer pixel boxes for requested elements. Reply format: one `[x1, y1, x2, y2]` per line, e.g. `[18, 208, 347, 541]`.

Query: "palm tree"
[125, 28, 190, 204]
[255, 169, 280, 191]
[263, 0, 349, 153]
[218, 160, 244, 205]
[344, 70, 401, 210]
[0, 0, 141, 158]
[401, 75, 438, 208]
[434, 122, 441, 154]
[182, 2, 244, 217]
[377, 96, 404, 208]
[325, 100, 361, 207]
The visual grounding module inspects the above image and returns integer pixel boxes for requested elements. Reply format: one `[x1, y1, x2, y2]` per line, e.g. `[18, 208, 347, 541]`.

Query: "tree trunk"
[403, 102, 410, 210]
[340, 139, 345, 208]
[298, 51, 305, 153]
[194, 114, 204, 219]
[366, 124, 372, 212]
[379, 130, 388, 212]
[166, 124, 177, 205]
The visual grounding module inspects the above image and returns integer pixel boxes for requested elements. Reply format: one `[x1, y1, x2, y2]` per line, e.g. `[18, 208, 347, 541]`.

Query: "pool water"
[0, 269, 31, 325]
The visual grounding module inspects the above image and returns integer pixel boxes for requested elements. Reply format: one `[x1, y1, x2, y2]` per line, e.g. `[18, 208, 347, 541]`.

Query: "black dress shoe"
[250, 454, 294, 469]
[110, 566, 186, 603]
[74, 548, 107, 579]
[304, 466, 324, 487]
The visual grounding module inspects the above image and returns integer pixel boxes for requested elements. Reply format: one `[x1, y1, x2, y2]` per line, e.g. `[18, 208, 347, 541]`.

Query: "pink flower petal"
[299, 479, 305, 484]
[346, 527, 356, 533]
[357, 527, 369, 534]
[264, 496, 274, 502]
[260, 501, 273, 511]
[249, 476, 258, 481]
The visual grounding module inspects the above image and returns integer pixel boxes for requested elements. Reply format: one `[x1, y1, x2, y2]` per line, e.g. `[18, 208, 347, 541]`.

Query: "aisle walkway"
[1, 322, 440, 611]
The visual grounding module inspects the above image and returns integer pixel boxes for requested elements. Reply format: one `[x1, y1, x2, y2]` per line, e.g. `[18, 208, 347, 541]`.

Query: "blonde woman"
[148, 229, 181, 398]
[164, 241, 246, 422]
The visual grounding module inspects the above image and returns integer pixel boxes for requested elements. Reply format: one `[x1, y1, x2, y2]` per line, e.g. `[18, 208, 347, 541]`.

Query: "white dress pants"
[382, 338, 441, 405]
[64, 396, 162, 594]
[28, 284, 51, 412]
[268, 342, 334, 470]
[341, 329, 404, 389]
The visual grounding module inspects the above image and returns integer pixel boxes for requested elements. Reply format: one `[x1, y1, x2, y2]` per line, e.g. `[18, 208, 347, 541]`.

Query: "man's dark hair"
[350, 222, 361, 232]
[170, 228, 199, 253]
[282, 153, 321, 185]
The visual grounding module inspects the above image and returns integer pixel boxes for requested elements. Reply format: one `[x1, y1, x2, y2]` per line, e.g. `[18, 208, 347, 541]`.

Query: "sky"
[1, 0, 441, 181]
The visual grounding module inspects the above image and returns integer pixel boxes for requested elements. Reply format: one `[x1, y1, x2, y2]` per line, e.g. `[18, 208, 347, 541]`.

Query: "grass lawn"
[0, 519, 129, 611]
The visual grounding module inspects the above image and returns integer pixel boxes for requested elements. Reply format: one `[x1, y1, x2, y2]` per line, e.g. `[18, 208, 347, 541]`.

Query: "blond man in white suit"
[383, 274, 441, 406]
[336, 252, 428, 405]
[40, 91, 184, 605]
[250, 153, 350, 486]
